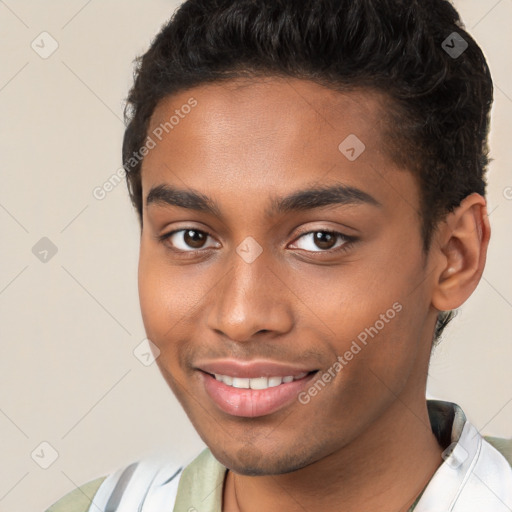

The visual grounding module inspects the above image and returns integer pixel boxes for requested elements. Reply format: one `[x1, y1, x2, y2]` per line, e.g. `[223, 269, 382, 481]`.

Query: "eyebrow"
[145, 182, 381, 218]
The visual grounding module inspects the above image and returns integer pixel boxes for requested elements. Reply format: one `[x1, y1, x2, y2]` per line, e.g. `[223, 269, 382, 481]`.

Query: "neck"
[223, 395, 444, 512]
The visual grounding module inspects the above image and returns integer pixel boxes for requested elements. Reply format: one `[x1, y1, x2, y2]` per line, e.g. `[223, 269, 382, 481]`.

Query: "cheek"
[308, 257, 413, 344]
[138, 256, 169, 339]
[332, 273, 429, 404]
[317, 249, 425, 378]
[137, 245, 199, 351]
[138, 240, 231, 377]
[305, 303, 422, 436]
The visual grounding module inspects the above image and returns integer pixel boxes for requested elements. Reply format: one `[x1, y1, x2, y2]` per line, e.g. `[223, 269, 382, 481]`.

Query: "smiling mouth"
[199, 369, 320, 418]
[203, 370, 317, 390]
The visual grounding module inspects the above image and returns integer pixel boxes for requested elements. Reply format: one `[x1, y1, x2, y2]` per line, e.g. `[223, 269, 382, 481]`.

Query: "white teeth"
[268, 376, 283, 387]
[249, 377, 268, 390]
[232, 377, 250, 388]
[213, 372, 309, 389]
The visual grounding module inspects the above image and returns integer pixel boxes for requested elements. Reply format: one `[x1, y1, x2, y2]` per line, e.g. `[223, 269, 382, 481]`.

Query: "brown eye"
[291, 230, 354, 253]
[159, 228, 219, 252]
[183, 230, 207, 249]
[312, 231, 337, 250]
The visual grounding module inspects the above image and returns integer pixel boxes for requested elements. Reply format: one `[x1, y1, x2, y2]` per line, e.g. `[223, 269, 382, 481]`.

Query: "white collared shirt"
[87, 400, 512, 511]
[414, 401, 512, 511]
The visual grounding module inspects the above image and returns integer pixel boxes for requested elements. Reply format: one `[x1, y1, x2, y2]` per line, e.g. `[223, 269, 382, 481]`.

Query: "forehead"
[141, 77, 417, 217]
[146, 77, 391, 156]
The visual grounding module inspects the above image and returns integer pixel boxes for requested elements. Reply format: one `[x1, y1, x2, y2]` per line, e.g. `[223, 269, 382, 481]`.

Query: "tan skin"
[137, 77, 490, 511]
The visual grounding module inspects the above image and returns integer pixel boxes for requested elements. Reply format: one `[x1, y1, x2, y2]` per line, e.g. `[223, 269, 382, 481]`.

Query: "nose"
[206, 245, 293, 342]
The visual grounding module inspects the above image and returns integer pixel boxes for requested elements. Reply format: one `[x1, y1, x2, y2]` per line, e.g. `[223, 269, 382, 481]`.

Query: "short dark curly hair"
[122, 0, 493, 342]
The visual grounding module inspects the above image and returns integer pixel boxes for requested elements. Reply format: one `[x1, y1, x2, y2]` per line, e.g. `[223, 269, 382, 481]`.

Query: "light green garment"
[45, 476, 107, 512]
[46, 436, 512, 512]
[173, 448, 424, 512]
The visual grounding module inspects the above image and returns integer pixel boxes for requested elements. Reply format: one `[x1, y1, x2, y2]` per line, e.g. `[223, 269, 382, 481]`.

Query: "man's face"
[138, 78, 437, 475]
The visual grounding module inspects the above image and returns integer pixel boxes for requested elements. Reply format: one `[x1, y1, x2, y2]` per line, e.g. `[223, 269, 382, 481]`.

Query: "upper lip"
[195, 359, 317, 378]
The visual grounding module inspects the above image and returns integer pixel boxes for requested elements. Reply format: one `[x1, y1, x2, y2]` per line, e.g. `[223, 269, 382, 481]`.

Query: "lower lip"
[200, 371, 317, 418]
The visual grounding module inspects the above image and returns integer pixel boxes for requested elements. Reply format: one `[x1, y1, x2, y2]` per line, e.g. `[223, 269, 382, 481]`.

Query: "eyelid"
[158, 226, 356, 256]
[289, 229, 355, 253]
[157, 227, 219, 252]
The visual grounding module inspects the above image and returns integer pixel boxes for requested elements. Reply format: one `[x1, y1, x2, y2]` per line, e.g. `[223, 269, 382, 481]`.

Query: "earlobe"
[431, 193, 491, 312]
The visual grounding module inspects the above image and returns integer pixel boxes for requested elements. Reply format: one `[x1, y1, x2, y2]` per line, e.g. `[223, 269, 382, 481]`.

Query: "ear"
[431, 193, 491, 312]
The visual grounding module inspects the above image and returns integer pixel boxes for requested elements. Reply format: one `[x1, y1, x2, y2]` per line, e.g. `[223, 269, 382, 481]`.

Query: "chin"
[210, 443, 319, 476]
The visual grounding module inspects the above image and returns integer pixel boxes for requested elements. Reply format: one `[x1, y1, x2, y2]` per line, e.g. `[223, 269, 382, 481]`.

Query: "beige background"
[0, 1, 510, 511]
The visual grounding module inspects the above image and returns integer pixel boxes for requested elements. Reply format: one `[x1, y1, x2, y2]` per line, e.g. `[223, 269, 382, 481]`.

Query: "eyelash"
[157, 228, 356, 257]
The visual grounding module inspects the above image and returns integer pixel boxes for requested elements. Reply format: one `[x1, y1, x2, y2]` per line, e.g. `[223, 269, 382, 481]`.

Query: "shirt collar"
[172, 400, 512, 511]
[414, 400, 512, 511]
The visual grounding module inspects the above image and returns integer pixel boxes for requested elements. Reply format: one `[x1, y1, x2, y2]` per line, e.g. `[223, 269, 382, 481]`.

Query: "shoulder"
[47, 452, 194, 511]
[172, 448, 228, 510]
[44, 449, 215, 512]
[483, 435, 512, 467]
[44, 476, 107, 512]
